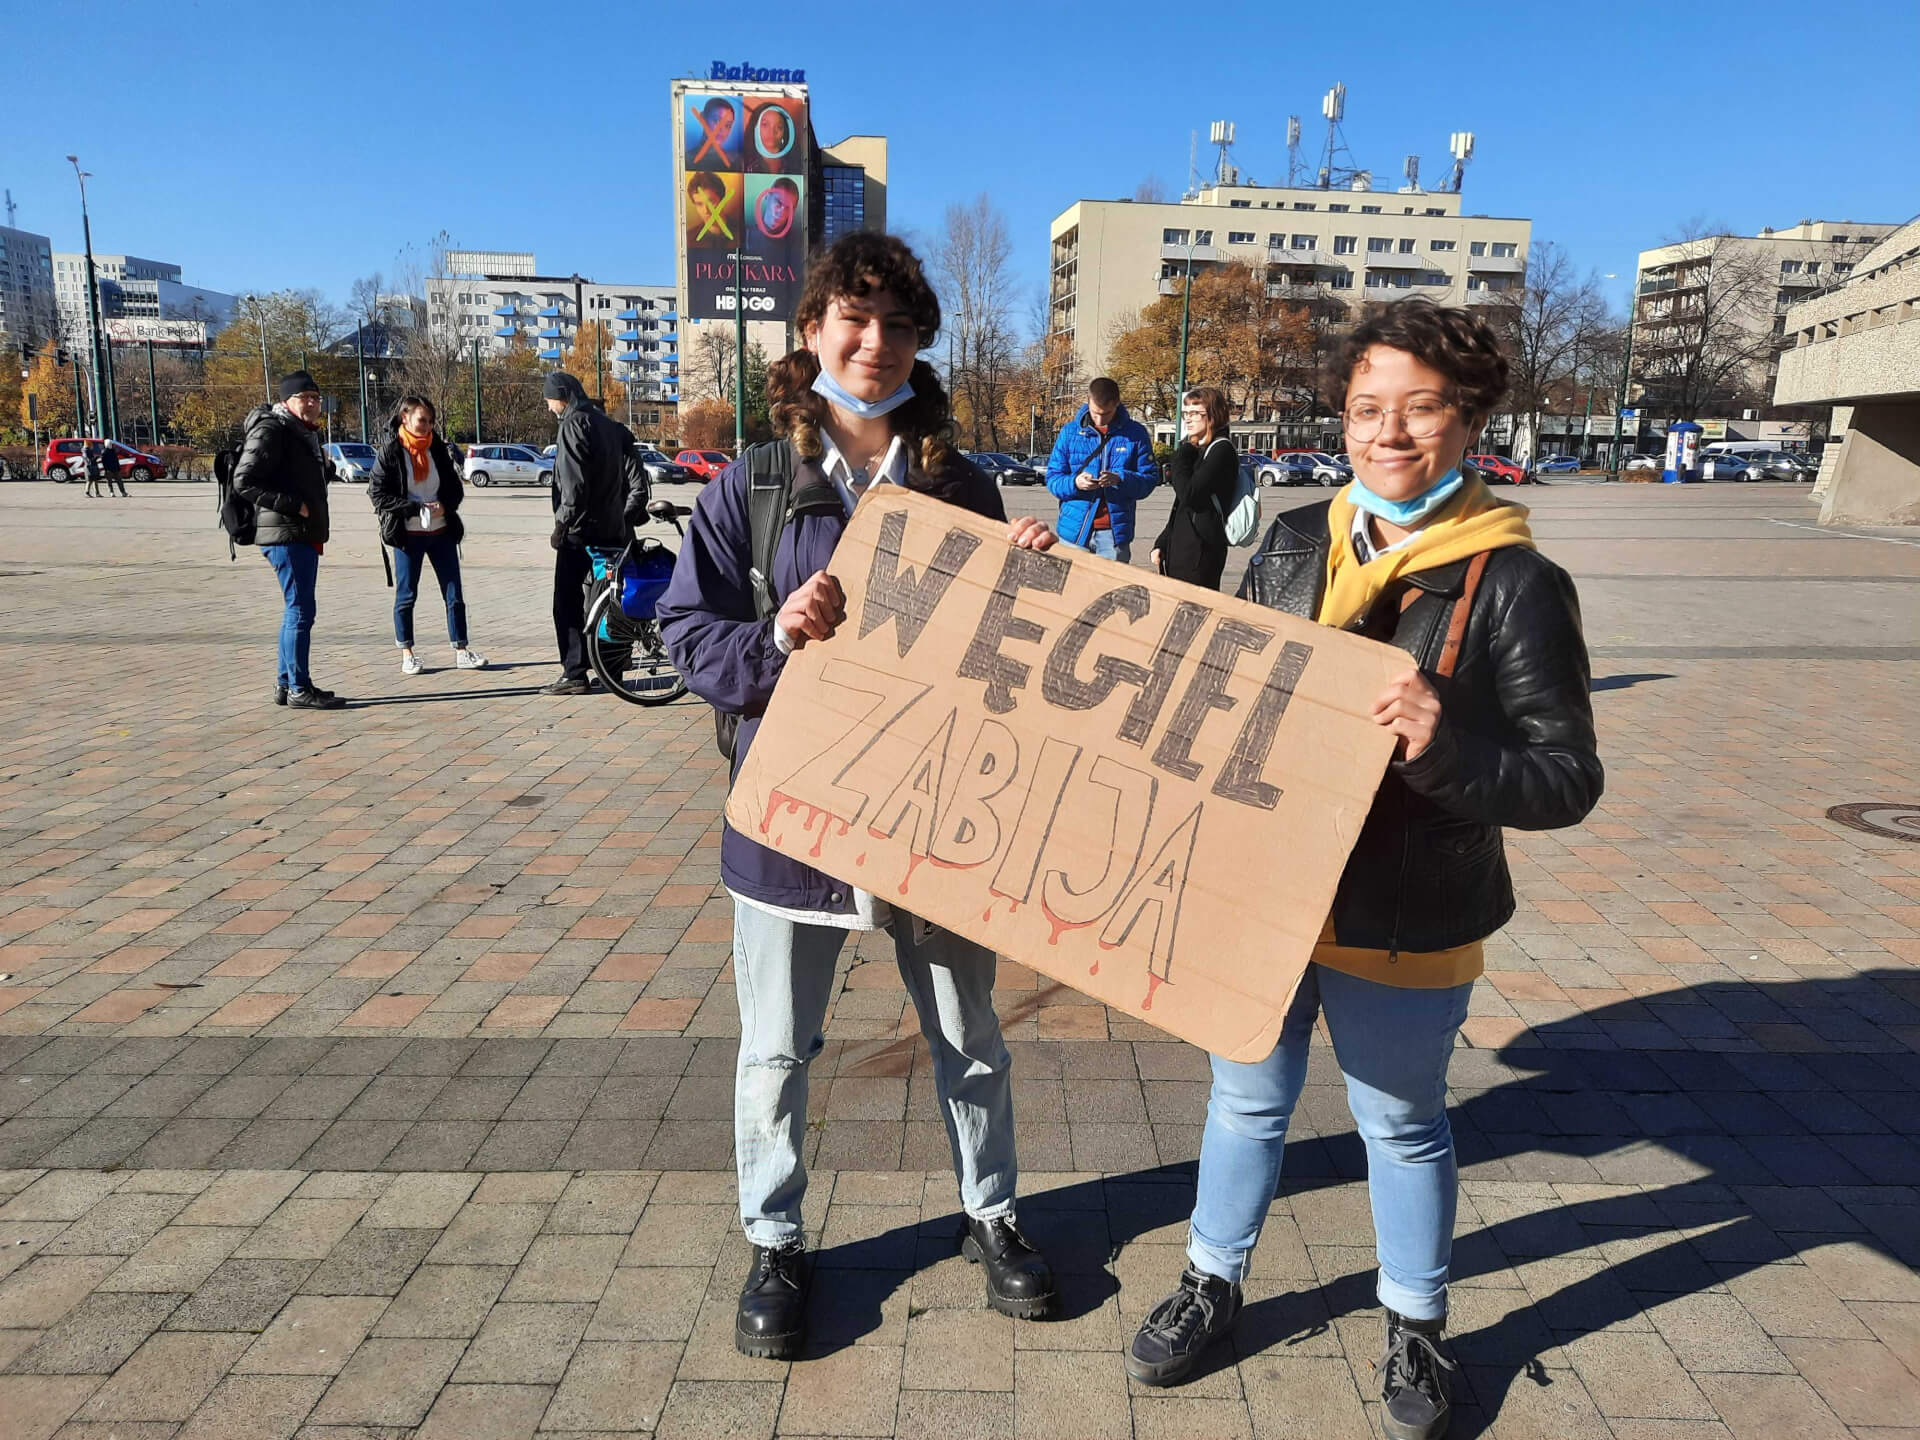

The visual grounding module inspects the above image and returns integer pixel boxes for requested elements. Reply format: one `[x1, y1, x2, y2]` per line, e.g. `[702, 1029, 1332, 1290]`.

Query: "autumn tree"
[680, 398, 735, 451]
[934, 195, 1021, 450]
[566, 320, 618, 404]
[173, 291, 348, 446]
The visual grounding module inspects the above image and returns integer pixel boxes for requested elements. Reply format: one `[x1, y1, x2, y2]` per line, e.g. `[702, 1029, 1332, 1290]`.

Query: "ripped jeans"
[731, 899, 1019, 1248]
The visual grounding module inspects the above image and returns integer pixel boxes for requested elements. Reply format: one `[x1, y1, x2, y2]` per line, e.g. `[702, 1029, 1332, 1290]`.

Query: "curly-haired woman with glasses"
[1125, 298, 1603, 1440]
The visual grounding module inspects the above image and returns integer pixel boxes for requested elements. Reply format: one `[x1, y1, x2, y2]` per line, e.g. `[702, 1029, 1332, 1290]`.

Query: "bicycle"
[584, 500, 691, 706]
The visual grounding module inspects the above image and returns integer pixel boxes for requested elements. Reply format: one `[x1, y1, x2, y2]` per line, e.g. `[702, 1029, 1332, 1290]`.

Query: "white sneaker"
[401, 653, 424, 675]
[456, 649, 488, 670]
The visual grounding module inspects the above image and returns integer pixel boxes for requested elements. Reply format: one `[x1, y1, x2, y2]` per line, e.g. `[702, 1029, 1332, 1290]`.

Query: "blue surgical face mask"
[1347, 466, 1467, 527]
[812, 366, 915, 420]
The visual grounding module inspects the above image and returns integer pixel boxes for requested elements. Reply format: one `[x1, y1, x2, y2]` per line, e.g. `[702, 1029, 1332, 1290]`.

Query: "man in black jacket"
[542, 370, 634, 695]
[233, 370, 344, 709]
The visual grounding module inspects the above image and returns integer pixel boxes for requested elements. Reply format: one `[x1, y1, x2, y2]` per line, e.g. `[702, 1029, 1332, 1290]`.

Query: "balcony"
[616, 308, 640, 321]
[1268, 245, 1343, 268]
[657, 330, 678, 345]
[617, 329, 644, 342]
[617, 351, 645, 365]
[492, 305, 518, 317]
[493, 326, 517, 338]
[538, 305, 565, 318]
[1360, 251, 1424, 270]
[657, 311, 677, 322]
[1462, 289, 1506, 306]
[536, 327, 564, 340]
[1158, 243, 1224, 263]
[537, 348, 563, 361]
[1466, 253, 1527, 274]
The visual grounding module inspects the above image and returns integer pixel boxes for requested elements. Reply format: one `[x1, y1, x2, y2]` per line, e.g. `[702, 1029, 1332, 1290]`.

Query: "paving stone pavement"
[0, 479, 1915, 1437]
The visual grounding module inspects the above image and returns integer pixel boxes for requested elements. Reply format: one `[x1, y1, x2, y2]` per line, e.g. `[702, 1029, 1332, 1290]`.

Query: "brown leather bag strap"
[1435, 550, 1490, 679]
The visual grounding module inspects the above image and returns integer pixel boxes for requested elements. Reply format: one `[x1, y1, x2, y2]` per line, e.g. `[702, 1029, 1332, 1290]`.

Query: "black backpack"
[714, 439, 798, 762]
[214, 446, 254, 557]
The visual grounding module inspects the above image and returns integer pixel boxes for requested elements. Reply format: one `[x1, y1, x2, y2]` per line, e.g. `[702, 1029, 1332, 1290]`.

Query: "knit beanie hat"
[278, 370, 320, 401]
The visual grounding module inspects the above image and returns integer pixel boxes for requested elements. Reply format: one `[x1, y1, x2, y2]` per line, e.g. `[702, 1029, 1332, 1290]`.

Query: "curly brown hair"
[766, 233, 959, 475]
[1325, 297, 1510, 426]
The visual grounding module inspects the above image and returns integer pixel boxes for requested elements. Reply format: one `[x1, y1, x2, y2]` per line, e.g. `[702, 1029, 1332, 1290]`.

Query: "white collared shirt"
[1350, 504, 1423, 564]
[818, 429, 909, 513]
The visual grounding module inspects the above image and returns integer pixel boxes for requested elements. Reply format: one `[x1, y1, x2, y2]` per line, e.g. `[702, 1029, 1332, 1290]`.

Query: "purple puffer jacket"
[656, 447, 1004, 912]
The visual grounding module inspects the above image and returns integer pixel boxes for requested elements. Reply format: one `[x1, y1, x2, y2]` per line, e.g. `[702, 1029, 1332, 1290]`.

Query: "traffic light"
[55, 347, 70, 366]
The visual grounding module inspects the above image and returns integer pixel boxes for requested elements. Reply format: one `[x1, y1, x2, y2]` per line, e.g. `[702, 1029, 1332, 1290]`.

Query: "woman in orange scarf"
[1127, 301, 1602, 1440]
[367, 397, 487, 675]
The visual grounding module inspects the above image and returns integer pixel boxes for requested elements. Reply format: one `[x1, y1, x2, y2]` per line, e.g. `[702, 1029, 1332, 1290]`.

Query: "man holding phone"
[1045, 376, 1160, 565]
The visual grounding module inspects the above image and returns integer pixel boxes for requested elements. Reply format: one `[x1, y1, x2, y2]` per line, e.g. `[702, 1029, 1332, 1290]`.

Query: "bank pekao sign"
[709, 60, 806, 83]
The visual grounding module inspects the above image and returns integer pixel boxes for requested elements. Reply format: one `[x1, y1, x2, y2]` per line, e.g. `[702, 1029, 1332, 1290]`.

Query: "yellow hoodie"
[1312, 473, 1536, 988]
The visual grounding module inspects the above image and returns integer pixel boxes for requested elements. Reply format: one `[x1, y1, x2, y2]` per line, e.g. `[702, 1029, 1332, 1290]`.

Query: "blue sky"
[6, 0, 1916, 332]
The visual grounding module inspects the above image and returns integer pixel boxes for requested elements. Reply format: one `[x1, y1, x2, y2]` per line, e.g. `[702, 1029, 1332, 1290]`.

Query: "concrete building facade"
[1630, 220, 1898, 416]
[425, 253, 680, 406]
[1773, 217, 1920, 526]
[1048, 182, 1531, 399]
[0, 226, 56, 348]
[50, 251, 234, 339]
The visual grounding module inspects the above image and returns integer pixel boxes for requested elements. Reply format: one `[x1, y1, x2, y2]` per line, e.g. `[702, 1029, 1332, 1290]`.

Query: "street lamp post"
[66, 157, 111, 441]
[1175, 238, 1199, 420]
[1610, 321, 1635, 480]
[145, 339, 158, 449]
[242, 295, 271, 402]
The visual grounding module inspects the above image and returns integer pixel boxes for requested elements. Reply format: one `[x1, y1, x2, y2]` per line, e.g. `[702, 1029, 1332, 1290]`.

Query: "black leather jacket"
[367, 433, 465, 547]
[550, 399, 634, 548]
[1239, 500, 1603, 954]
[232, 404, 331, 546]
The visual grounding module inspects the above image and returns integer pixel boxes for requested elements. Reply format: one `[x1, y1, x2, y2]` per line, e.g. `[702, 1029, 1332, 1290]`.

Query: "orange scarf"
[398, 427, 433, 485]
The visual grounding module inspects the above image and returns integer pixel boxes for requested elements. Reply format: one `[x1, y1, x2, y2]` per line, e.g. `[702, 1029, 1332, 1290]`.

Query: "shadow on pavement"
[1589, 672, 1675, 692]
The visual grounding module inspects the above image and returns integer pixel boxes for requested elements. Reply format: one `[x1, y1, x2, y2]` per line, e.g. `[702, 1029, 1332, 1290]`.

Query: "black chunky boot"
[1125, 1265, 1243, 1386]
[961, 1214, 1058, 1319]
[735, 1241, 807, 1359]
[1377, 1308, 1456, 1440]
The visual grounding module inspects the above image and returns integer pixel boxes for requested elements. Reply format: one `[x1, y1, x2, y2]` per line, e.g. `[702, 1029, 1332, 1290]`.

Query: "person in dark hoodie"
[232, 371, 343, 709]
[543, 370, 635, 695]
[657, 234, 1064, 1362]
[366, 395, 488, 676]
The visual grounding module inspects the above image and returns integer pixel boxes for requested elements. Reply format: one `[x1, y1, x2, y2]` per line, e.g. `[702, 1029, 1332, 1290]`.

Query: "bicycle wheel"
[585, 588, 688, 706]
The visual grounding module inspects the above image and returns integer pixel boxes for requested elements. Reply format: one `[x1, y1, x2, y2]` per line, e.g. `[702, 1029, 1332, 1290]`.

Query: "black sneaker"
[961, 1214, 1057, 1319]
[286, 688, 345, 710]
[735, 1241, 807, 1360]
[274, 683, 287, 706]
[541, 674, 591, 695]
[1126, 1265, 1242, 1387]
[1377, 1309, 1456, 1440]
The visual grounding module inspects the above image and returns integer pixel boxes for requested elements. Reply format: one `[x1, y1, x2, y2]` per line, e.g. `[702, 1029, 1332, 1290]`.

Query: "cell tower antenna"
[1316, 83, 1360, 189]
[1208, 120, 1239, 187]
[1286, 116, 1304, 187]
[3, 189, 14, 227]
[1401, 154, 1421, 193]
[1185, 129, 1200, 199]
[1445, 131, 1475, 193]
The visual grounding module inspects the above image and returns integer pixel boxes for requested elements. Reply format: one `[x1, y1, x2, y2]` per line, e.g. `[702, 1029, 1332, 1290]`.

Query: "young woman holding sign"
[657, 234, 1061, 1361]
[1126, 299, 1603, 1440]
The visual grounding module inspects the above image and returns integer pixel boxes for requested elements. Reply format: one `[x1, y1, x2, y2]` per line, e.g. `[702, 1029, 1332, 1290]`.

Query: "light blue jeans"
[1188, 963, 1473, 1321]
[732, 901, 1018, 1247]
[1085, 527, 1133, 565]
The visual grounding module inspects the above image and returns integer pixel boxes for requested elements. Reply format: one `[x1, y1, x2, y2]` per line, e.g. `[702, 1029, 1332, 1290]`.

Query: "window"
[1429, 239, 1455, 252]
[1333, 235, 1357, 255]
[1491, 242, 1517, 258]
[1367, 237, 1393, 253]
[1230, 199, 1252, 208]
[1368, 270, 1411, 289]
[1163, 228, 1189, 245]
[1228, 231, 1255, 244]
[1398, 238, 1416, 253]
[1330, 271, 1354, 289]
[1425, 208, 1445, 216]
[1418, 272, 1449, 287]
[1267, 233, 1286, 247]
[1361, 205, 1382, 214]
[1194, 230, 1213, 245]
[1805, 261, 1821, 275]
[1328, 203, 1349, 212]
[1832, 234, 1849, 244]
[1779, 260, 1801, 274]
[1466, 276, 1486, 291]
[1290, 234, 1316, 250]
[1469, 241, 1486, 256]
[1834, 262, 1853, 275]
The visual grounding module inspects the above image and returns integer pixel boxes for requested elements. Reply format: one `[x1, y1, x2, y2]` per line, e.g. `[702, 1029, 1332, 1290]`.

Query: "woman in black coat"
[1150, 386, 1238, 589]
[366, 396, 487, 675]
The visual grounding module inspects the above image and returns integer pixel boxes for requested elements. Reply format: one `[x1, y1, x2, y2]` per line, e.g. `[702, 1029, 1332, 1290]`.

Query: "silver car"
[323, 441, 378, 484]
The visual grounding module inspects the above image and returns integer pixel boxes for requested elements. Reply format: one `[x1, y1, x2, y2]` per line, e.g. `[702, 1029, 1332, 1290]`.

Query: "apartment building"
[1630, 219, 1899, 415]
[50, 251, 234, 338]
[0, 225, 56, 347]
[425, 252, 679, 405]
[1048, 181, 1531, 392]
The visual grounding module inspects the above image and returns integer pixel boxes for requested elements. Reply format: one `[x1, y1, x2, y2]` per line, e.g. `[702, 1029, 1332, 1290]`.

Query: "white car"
[463, 444, 553, 487]
[323, 441, 377, 484]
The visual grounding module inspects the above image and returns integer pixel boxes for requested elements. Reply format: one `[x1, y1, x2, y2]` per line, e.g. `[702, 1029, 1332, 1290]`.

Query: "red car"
[1468, 453, 1529, 485]
[673, 449, 731, 482]
[43, 437, 168, 483]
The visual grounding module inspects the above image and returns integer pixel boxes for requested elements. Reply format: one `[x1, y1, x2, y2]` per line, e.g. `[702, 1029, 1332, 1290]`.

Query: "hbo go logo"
[717, 294, 777, 313]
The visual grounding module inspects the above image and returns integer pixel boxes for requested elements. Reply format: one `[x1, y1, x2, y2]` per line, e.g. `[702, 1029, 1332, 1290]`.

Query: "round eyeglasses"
[1343, 400, 1455, 443]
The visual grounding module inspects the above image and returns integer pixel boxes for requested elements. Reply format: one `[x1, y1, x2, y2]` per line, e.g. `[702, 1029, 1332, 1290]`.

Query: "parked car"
[673, 449, 731, 481]
[462, 443, 552, 487]
[42, 437, 167, 483]
[1304, 450, 1351, 486]
[1256, 453, 1320, 487]
[1699, 452, 1751, 482]
[968, 452, 1042, 485]
[635, 448, 696, 486]
[1622, 453, 1662, 472]
[323, 441, 378, 484]
[1533, 455, 1582, 474]
[1468, 453, 1529, 485]
[1742, 450, 1818, 483]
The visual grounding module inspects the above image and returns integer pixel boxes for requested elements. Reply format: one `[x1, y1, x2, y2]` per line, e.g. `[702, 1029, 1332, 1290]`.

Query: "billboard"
[674, 81, 809, 323]
[103, 318, 207, 345]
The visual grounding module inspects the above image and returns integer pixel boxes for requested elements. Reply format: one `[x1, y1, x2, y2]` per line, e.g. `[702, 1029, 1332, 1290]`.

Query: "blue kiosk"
[1663, 420, 1703, 483]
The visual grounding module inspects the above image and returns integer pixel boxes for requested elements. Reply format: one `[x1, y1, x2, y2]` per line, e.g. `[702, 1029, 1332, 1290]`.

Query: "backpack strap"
[744, 439, 795, 620]
[1434, 550, 1490, 679]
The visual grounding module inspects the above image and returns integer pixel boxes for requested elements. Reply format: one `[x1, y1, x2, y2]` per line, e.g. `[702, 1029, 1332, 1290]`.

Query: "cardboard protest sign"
[724, 488, 1405, 1062]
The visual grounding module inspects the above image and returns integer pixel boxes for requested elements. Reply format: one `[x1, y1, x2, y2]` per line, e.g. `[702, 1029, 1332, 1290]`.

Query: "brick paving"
[0, 478, 1915, 1436]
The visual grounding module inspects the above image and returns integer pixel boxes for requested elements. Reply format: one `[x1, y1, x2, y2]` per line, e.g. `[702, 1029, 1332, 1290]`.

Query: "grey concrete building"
[1774, 216, 1920, 526]
[50, 251, 234, 339]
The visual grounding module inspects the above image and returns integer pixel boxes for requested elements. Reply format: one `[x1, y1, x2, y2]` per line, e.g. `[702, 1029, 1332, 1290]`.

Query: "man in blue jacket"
[1046, 375, 1160, 564]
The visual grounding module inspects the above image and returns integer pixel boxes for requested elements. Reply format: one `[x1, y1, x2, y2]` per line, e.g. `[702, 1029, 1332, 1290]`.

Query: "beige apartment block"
[1774, 216, 1920, 526]
[1631, 219, 1899, 412]
[1047, 182, 1531, 399]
